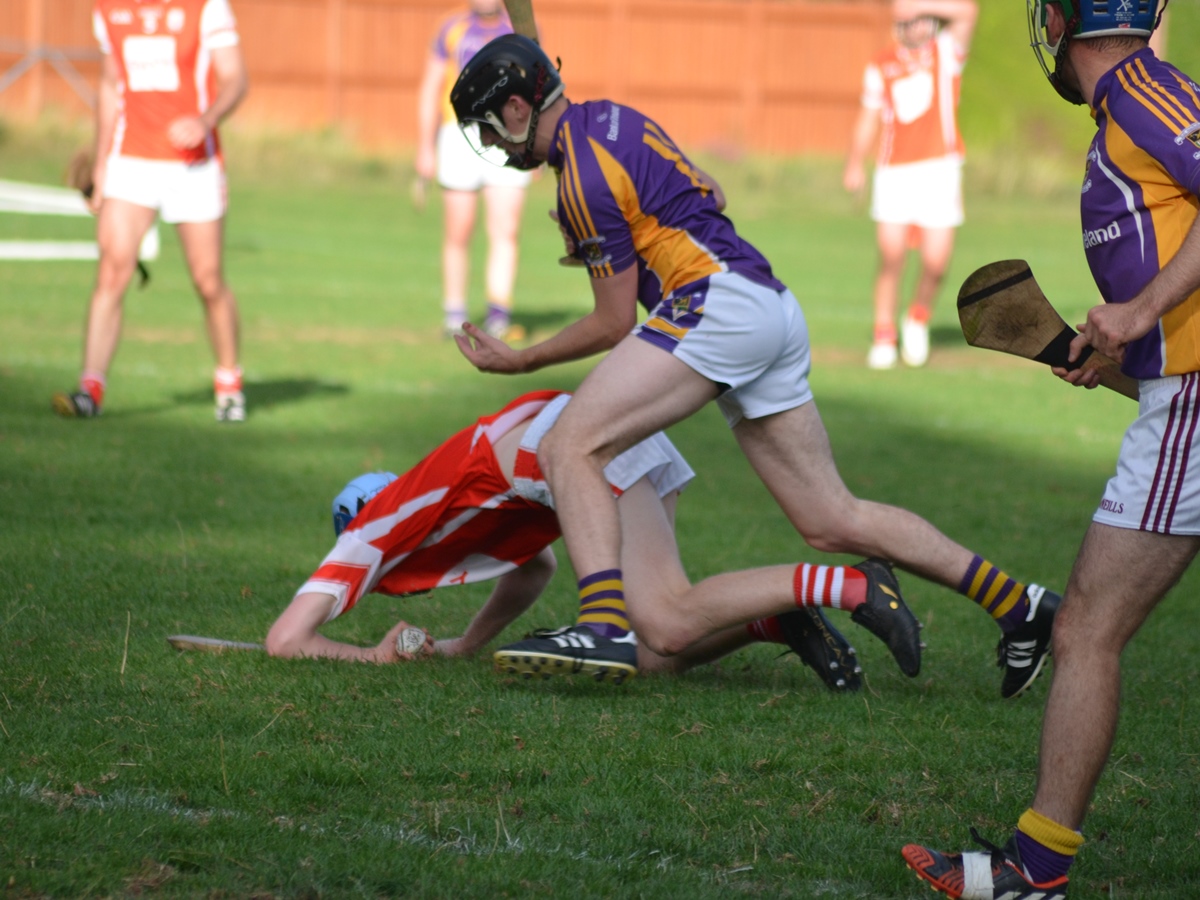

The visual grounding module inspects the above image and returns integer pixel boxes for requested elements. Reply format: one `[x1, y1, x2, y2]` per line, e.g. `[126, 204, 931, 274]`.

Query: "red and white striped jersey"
[93, 0, 239, 163]
[297, 391, 695, 622]
[862, 30, 965, 167]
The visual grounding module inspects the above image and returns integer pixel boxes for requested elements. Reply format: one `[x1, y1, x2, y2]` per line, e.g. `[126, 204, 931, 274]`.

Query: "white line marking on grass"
[2, 778, 678, 872]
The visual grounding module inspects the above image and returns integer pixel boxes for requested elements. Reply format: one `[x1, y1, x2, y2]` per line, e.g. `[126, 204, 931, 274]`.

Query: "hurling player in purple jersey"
[446, 35, 1059, 699]
[902, 2, 1200, 898]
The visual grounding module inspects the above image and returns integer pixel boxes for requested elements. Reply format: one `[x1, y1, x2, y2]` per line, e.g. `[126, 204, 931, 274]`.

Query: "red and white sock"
[793, 563, 867, 611]
[214, 366, 243, 395]
[80, 371, 106, 406]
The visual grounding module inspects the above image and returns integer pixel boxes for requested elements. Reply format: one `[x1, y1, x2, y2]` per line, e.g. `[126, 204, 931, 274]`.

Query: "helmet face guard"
[1027, 0, 1167, 105]
[332, 471, 398, 536]
[450, 34, 565, 170]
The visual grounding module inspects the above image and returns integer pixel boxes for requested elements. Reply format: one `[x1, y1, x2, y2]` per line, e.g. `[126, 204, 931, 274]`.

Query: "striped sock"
[575, 569, 630, 639]
[746, 616, 786, 644]
[792, 564, 867, 611]
[959, 555, 1030, 633]
[80, 371, 106, 407]
[1015, 808, 1083, 885]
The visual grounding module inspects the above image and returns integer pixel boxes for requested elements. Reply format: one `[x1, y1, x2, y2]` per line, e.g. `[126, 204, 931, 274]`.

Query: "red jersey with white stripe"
[299, 392, 565, 621]
[298, 391, 695, 622]
[862, 30, 965, 167]
[93, 0, 239, 162]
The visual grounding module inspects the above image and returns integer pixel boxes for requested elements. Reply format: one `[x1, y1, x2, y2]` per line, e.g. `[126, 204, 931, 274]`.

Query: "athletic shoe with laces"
[901, 314, 930, 367]
[776, 606, 862, 691]
[494, 625, 637, 685]
[998, 584, 1060, 699]
[215, 390, 246, 423]
[848, 558, 923, 677]
[902, 828, 1069, 899]
[52, 390, 100, 418]
[867, 341, 898, 370]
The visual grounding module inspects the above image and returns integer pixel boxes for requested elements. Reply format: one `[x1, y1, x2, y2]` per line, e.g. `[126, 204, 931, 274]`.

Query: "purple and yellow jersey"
[433, 10, 513, 123]
[547, 101, 785, 315]
[1083, 49, 1200, 379]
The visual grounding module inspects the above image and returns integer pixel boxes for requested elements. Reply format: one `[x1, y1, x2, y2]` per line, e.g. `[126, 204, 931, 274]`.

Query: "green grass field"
[2, 120, 1199, 898]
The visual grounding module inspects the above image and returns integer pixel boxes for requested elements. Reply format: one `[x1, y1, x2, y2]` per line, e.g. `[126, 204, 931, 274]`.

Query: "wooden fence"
[1, 0, 891, 154]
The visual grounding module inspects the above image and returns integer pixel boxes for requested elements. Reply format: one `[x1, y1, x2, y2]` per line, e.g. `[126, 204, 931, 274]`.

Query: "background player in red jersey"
[843, 0, 977, 369]
[54, 0, 249, 422]
[265, 391, 865, 691]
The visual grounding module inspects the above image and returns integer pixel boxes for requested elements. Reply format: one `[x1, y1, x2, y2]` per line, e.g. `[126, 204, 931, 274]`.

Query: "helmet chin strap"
[507, 63, 551, 171]
[1049, 8, 1086, 105]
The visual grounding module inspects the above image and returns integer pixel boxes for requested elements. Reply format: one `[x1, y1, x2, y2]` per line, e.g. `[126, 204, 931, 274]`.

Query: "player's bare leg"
[733, 401, 973, 586]
[54, 198, 156, 417]
[901, 225, 955, 367]
[176, 218, 244, 420]
[868, 220, 909, 368]
[538, 335, 719, 582]
[441, 188, 478, 334]
[1032, 523, 1198, 829]
[481, 183, 525, 338]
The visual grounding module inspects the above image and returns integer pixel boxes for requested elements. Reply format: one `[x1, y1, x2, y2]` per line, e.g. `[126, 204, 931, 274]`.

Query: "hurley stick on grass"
[957, 259, 1139, 401]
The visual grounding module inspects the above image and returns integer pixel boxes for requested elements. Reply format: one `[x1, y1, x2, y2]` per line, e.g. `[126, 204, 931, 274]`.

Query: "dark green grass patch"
[2, 136, 1199, 898]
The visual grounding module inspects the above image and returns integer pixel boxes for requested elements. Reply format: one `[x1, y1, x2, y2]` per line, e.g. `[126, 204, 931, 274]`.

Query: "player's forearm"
[93, 62, 120, 159]
[845, 108, 879, 169]
[199, 49, 248, 131]
[448, 551, 556, 655]
[1134, 216, 1200, 323]
[514, 307, 634, 372]
[416, 56, 447, 150]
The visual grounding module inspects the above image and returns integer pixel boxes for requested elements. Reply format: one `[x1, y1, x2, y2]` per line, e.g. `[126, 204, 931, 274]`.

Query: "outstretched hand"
[455, 322, 524, 373]
[377, 620, 435, 663]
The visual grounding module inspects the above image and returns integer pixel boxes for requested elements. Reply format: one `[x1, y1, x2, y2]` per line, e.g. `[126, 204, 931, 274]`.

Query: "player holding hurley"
[902, 0, 1200, 896]
[447, 35, 1059, 698]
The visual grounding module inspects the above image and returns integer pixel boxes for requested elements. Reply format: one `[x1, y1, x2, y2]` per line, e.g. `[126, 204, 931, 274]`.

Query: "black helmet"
[450, 34, 564, 168]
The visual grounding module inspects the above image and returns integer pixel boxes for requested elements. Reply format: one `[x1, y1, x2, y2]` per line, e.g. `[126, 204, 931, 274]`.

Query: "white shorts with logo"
[1094, 372, 1200, 535]
[102, 154, 227, 224]
[436, 122, 533, 192]
[871, 156, 963, 229]
[636, 271, 814, 428]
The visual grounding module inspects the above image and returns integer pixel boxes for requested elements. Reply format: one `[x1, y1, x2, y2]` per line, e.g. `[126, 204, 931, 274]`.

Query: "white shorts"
[1094, 373, 1200, 534]
[871, 156, 963, 229]
[513, 393, 696, 509]
[437, 122, 533, 192]
[636, 271, 814, 428]
[102, 155, 227, 224]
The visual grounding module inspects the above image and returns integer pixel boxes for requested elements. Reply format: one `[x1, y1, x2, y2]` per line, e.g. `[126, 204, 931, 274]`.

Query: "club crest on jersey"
[669, 293, 694, 321]
[138, 7, 162, 32]
[578, 236, 610, 267]
[109, 8, 133, 24]
[167, 8, 185, 32]
[1178, 122, 1200, 151]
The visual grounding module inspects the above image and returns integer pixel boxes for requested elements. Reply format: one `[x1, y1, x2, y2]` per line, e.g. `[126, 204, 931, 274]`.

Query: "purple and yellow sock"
[575, 569, 629, 639]
[959, 555, 1031, 634]
[1015, 808, 1083, 885]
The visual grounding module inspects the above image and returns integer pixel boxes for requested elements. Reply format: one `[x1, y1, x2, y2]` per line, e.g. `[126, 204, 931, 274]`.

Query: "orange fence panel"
[1, 0, 891, 154]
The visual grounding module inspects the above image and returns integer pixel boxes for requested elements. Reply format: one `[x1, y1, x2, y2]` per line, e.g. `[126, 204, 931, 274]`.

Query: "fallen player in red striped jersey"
[264, 390, 868, 690]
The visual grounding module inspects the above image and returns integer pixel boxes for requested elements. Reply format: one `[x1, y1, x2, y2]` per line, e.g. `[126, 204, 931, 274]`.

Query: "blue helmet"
[1028, 0, 1166, 103]
[331, 472, 398, 536]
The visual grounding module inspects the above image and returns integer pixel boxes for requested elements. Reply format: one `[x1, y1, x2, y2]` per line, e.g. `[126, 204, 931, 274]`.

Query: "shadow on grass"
[171, 378, 350, 411]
